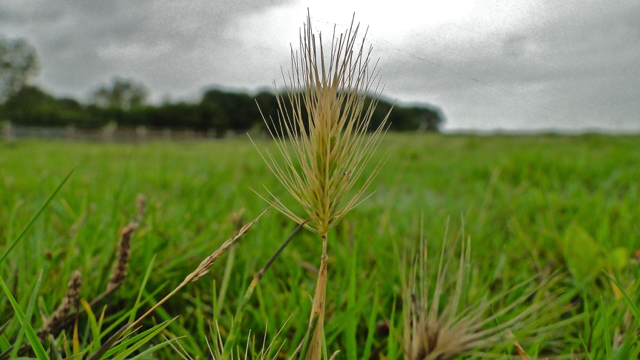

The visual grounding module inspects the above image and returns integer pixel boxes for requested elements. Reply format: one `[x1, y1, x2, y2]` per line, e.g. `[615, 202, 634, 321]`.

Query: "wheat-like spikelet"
[107, 223, 138, 292]
[187, 216, 260, 284]
[254, 12, 389, 360]
[39, 270, 82, 340]
[255, 11, 389, 237]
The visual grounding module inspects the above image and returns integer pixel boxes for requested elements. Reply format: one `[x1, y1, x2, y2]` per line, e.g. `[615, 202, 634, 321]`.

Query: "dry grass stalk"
[402, 230, 552, 360]
[507, 330, 533, 360]
[125, 207, 269, 332]
[39, 270, 82, 340]
[255, 11, 389, 360]
[107, 223, 138, 292]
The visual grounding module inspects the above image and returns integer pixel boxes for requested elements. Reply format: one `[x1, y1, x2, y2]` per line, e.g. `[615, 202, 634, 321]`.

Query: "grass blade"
[0, 274, 49, 360]
[129, 254, 156, 323]
[345, 239, 357, 360]
[111, 318, 176, 360]
[86, 322, 131, 360]
[10, 270, 43, 358]
[606, 273, 640, 320]
[0, 319, 11, 339]
[81, 299, 103, 353]
[0, 346, 14, 360]
[0, 168, 74, 264]
[361, 288, 378, 360]
[128, 336, 180, 359]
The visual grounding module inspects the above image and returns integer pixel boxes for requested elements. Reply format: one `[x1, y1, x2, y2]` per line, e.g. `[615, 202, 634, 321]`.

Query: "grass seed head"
[107, 223, 138, 292]
[185, 207, 268, 284]
[39, 270, 82, 340]
[256, 11, 390, 236]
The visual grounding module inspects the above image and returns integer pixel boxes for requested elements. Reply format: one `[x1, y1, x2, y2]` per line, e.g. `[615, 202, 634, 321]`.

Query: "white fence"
[0, 121, 234, 142]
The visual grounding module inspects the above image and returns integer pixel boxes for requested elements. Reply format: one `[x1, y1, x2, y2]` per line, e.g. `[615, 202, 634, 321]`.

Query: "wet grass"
[1, 133, 639, 358]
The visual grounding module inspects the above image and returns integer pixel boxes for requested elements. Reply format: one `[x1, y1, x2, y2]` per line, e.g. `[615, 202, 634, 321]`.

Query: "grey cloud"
[0, 0, 295, 99]
[373, 0, 639, 131]
[1, 0, 638, 131]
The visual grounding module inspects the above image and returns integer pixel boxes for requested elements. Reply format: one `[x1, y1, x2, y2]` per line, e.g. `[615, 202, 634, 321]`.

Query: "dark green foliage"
[0, 85, 444, 133]
[1, 86, 88, 127]
[90, 77, 148, 111]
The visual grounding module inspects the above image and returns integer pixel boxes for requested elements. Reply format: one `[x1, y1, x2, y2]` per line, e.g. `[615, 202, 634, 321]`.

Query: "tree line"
[1, 36, 444, 134]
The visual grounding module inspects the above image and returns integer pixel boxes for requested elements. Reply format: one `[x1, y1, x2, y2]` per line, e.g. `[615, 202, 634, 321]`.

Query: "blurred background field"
[1, 133, 640, 358]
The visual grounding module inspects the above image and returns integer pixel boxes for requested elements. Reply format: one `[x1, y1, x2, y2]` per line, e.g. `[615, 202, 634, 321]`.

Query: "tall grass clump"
[254, 11, 390, 360]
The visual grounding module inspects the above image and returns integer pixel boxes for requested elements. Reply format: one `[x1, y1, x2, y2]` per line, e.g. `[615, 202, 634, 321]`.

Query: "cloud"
[0, 0, 638, 131]
[366, 0, 640, 131]
[0, 0, 294, 99]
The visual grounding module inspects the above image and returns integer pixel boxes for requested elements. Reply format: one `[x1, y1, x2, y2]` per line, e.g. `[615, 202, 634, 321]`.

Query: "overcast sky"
[1, 0, 639, 132]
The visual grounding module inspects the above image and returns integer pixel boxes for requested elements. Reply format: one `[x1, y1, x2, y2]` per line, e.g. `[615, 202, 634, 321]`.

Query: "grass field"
[1, 133, 640, 359]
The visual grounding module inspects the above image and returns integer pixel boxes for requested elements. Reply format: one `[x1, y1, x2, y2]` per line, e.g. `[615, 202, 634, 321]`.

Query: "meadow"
[1, 133, 640, 359]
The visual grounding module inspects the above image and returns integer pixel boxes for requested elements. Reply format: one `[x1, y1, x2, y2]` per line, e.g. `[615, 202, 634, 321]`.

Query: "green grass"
[1, 133, 639, 359]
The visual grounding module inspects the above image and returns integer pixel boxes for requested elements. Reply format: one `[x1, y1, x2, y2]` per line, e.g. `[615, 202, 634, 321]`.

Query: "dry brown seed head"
[107, 223, 138, 292]
[39, 270, 82, 340]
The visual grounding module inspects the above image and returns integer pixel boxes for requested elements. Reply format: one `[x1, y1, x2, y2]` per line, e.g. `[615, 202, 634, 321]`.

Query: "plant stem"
[305, 233, 328, 360]
[221, 220, 308, 360]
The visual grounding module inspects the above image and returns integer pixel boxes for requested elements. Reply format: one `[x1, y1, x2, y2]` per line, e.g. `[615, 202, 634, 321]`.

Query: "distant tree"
[372, 99, 444, 132]
[0, 36, 40, 103]
[253, 91, 278, 124]
[418, 107, 445, 132]
[91, 77, 148, 110]
[134, 102, 202, 129]
[2, 85, 89, 126]
[1, 79, 445, 132]
[201, 89, 263, 131]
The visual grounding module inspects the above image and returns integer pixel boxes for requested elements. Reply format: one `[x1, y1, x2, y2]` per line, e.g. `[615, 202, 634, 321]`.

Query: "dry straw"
[254, 11, 390, 360]
[127, 207, 269, 331]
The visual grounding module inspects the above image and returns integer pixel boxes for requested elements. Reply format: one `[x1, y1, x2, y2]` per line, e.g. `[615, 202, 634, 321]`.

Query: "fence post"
[1, 121, 14, 142]
[102, 121, 117, 142]
[162, 128, 172, 141]
[65, 125, 76, 140]
[135, 125, 148, 143]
